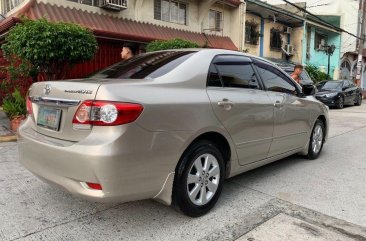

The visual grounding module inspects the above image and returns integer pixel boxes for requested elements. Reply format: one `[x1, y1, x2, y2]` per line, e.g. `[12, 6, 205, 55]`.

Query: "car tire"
[336, 96, 344, 109]
[355, 94, 362, 106]
[307, 119, 325, 160]
[173, 140, 225, 217]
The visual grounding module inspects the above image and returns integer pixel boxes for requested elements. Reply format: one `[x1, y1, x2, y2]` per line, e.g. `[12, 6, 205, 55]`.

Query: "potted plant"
[2, 89, 27, 132]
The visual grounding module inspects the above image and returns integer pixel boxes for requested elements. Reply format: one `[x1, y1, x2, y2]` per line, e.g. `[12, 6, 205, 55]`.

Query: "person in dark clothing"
[121, 43, 138, 60]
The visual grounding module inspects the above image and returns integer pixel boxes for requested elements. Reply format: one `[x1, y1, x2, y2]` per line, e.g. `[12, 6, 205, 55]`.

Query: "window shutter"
[216, 12, 221, 30]
[154, 0, 162, 20]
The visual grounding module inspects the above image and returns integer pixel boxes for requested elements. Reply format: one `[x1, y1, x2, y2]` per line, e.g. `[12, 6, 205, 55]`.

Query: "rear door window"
[91, 51, 196, 79]
[207, 55, 260, 89]
[207, 64, 222, 87]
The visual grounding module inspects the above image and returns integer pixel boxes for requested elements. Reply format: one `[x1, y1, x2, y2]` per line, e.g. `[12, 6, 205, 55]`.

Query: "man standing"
[291, 64, 303, 84]
[121, 43, 138, 60]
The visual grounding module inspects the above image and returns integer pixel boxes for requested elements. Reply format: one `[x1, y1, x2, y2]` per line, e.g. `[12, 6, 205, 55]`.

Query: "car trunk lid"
[28, 80, 101, 142]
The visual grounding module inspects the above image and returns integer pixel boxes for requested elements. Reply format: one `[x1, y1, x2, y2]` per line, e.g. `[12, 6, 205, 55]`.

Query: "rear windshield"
[91, 51, 196, 79]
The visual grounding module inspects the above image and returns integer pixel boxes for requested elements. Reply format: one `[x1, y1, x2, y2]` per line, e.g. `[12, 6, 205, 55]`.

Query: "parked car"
[315, 80, 363, 109]
[18, 49, 329, 217]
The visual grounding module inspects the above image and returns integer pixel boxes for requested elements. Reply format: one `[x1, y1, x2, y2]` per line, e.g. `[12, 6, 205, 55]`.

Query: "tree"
[1, 18, 98, 81]
[146, 38, 199, 52]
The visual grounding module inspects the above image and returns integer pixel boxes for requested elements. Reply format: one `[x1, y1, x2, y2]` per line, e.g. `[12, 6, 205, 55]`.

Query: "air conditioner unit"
[284, 27, 292, 34]
[100, 0, 127, 11]
[285, 44, 294, 55]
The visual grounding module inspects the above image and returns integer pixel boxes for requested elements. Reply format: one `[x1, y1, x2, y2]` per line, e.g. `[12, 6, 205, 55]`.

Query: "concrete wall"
[243, 12, 304, 63]
[202, 2, 242, 48]
[243, 13, 261, 56]
[291, 26, 304, 64]
[305, 25, 341, 79]
[262, 19, 285, 60]
[340, 54, 366, 89]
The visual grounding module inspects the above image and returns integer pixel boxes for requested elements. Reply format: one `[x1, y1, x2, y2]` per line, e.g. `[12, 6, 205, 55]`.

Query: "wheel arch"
[153, 130, 235, 206]
[317, 115, 327, 138]
[178, 131, 233, 178]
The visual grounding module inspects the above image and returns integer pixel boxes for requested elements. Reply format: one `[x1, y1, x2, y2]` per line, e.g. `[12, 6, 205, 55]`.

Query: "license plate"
[37, 106, 62, 131]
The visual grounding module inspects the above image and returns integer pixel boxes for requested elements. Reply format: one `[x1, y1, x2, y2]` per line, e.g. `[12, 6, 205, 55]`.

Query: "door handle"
[274, 101, 284, 108]
[217, 98, 234, 110]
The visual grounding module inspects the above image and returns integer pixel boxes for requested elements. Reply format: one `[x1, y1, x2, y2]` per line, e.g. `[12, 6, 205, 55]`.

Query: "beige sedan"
[18, 49, 329, 217]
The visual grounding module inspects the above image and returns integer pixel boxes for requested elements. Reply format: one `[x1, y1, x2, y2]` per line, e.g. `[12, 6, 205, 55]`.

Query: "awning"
[0, 0, 238, 50]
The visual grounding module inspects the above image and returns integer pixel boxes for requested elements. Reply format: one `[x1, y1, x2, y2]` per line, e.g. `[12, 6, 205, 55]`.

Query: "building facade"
[0, 0, 242, 79]
[0, 0, 345, 82]
[244, 0, 341, 80]
[264, 0, 366, 89]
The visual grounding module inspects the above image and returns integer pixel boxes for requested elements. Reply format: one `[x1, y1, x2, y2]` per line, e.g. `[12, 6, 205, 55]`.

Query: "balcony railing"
[100, 0, 127, 11]
[67, 0, 127, 11]
[0, 0, 25, 16]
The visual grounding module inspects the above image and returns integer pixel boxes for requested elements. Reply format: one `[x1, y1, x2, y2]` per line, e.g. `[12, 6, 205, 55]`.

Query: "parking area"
[1, 104, 366, 241]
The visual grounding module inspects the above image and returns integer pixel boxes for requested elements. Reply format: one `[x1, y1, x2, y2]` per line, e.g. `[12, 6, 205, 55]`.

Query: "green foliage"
[305, 64, 331, 83]
[2, 89, 26, 119]
[1, 18, 98, 80]
[146, 38, 199, 52]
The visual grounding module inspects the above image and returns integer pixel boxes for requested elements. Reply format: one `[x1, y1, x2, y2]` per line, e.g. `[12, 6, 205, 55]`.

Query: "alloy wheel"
[312, 124, 323, 154]
[187, 153, 220, 206]
[338, 97, 344, 109]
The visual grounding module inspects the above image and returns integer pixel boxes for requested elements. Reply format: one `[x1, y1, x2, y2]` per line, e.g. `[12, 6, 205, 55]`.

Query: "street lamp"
[324, 44, 336, 77]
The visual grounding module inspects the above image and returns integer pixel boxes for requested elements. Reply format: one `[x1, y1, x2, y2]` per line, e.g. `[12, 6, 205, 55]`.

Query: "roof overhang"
[306, 20, 340, 34]
[246, 0, 304, 27]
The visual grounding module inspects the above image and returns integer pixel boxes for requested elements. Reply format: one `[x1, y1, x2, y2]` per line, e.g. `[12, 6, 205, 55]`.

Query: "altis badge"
[64, 90, 93, 95]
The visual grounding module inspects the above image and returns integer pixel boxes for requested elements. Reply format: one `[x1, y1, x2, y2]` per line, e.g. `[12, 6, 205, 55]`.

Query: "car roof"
[321, 80, 342, 83]
[155, 48, 276, 64]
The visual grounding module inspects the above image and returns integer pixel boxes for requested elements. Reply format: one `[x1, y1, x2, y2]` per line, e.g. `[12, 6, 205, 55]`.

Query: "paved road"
[1, 104, 366, 241]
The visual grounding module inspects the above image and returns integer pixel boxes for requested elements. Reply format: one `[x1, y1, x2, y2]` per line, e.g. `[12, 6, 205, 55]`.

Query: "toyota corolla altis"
[18, 49, 329, 217]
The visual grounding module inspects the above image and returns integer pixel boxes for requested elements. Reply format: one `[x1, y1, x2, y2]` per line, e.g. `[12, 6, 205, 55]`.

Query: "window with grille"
[154, 0, 187, 25]
[245, 21, 259, 45]
[0, 0, 25, 15]
[315, 32, 328, 50]
[209, 10, 222, 31]
[270, 28, 282, 50]
[68, 0, 97, 6]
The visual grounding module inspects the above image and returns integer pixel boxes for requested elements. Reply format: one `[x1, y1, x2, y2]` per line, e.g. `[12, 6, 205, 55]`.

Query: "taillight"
[26, 96, 33, 116]
[72, 100, 143, 129]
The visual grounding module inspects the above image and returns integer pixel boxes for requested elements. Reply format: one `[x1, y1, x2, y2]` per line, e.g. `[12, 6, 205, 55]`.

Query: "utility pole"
[356, 0, 366, 87]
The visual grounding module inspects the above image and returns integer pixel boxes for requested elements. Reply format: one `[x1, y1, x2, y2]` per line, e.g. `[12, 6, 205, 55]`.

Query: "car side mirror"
[302, 85, 317, 96]
[342, 86, 348, 91]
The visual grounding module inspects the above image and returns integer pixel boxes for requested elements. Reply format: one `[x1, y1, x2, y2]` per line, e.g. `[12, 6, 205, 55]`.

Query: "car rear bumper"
[18, 117, 186, 203]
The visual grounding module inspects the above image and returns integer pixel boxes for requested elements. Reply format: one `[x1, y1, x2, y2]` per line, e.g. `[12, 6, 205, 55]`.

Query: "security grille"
[0, 0, 25, 16]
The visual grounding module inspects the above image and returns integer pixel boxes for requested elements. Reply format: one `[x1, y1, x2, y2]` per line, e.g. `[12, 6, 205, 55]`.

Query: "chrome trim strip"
[29, 96, 80, 107]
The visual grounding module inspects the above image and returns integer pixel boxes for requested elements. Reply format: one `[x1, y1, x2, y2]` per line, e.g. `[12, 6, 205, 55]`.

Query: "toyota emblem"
[44, 84, 51, 95]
